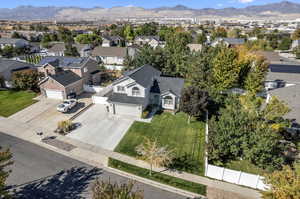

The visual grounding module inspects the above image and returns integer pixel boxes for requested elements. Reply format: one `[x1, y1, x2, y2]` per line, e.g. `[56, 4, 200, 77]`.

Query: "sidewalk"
[0, 117, 261, 199]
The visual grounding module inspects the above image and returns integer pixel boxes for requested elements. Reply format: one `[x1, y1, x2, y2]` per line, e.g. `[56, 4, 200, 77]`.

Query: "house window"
[132, 87, 140, 96]
[117, 86, 125, 92]
[84, 67, 88, 73]
[164, 96, 173, 105]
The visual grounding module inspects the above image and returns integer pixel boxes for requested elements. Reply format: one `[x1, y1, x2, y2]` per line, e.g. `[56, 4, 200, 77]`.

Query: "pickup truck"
[57, 99, 77, 113]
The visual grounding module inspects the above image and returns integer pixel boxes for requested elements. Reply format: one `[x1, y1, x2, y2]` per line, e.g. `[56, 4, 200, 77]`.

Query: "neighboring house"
[134, 36, 164, 48]
[39, 70, 83, 100]
[91, 47, 132, 70]
[187, 44, 202, 52]
[0, 58, 35, 88]
[0, 38, 29, 49]
[211, 37, 245, 47]
[97, 65, 184, 117]
[46, 43, 92, 57]
[291, 40, 300, 50]
[102, 35, 124, 47]
[38, 56, 102, 99]
[265, 63, 300, 124]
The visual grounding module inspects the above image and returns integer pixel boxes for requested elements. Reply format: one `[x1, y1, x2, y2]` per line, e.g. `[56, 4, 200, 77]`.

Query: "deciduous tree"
[135, 138, 173, 176]
[0, 147, 13, 199]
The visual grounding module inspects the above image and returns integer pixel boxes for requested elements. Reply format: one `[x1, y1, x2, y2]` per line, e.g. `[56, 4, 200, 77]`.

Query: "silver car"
[57, 99, 77, 113]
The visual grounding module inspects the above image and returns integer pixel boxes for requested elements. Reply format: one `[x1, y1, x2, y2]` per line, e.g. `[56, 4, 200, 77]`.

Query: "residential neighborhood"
[1, 1, 300, 199]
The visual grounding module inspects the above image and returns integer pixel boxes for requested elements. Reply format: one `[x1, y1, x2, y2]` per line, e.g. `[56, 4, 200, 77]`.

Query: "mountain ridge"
[0, 1, 299, 21]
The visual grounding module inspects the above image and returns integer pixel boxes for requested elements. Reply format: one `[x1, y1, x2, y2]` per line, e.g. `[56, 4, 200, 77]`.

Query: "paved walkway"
[0, 117, 261, 199]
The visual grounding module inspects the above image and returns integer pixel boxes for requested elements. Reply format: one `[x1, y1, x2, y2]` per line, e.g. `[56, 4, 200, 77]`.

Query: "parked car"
[57, 99, 77, 113]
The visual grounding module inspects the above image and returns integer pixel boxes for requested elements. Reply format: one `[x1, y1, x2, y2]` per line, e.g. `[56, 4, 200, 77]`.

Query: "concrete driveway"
[67, 105, 135, 150]
[9, 93, 92, 132]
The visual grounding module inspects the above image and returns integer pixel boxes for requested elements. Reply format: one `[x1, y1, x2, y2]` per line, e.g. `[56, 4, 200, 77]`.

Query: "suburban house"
[91, 46, 137, 70]
[134, 36, 164, 48]
[46, 43, 92, 57]
[102, 35, 124, 47]
[291, 40, 300, 50]
[0, 58, 35, 88]
[263, 54, 300, 125]
[211, 37, 245, 47]
[0, 38, 29, 49]
[38, 56, 101, 99]
[93, 64, 184, 118]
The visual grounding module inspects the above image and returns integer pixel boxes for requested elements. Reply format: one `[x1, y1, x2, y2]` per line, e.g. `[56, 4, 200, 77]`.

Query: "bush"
[141, 105, 152, 119]
[56, 120, 73, 135]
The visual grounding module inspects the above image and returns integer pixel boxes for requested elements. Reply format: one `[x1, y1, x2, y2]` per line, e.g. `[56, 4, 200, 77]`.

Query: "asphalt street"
[0, 132, 187, 199]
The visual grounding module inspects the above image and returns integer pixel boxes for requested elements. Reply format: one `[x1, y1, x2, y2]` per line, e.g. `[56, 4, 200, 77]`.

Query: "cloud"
[238, 0, 255, 3]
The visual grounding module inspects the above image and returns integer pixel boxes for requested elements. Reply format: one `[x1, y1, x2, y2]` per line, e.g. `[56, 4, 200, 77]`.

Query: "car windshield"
[63, 101, 70, 105]
[58, 104, 65, 108]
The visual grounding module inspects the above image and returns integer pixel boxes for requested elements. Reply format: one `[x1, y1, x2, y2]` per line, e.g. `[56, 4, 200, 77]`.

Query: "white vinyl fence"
[205, 164, 267, 190]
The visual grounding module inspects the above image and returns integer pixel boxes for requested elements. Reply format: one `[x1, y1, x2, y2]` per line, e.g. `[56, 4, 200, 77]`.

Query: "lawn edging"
[108, 158, 207, 196]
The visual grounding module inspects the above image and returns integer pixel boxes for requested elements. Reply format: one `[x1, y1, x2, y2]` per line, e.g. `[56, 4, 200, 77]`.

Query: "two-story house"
[211, 38, 245, 48]
[38, 56, 101, 99]
[97, 64, 184, 117]
[134, 36, 164, 48]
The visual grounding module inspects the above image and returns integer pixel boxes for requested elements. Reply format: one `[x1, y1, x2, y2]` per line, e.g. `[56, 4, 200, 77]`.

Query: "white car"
[57, 99, 77, 113]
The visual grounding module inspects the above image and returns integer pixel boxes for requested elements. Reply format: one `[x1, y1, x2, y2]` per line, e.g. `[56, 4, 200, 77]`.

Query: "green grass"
[115, 112, 206, 175]
[0, 90, 37, 117]
[225, 160, 267, 175]
[108, 158, 207, 196]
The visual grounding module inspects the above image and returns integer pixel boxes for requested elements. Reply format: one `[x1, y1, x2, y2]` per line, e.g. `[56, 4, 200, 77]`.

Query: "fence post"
[204, 110, 209, 176]
[255, 175, 260, 189]
[237, 170, 242, 184]
[221, 167, 225, 180]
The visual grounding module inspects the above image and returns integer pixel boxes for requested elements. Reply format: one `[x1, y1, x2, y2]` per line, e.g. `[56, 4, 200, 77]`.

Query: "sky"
[0, 0, 299, 9]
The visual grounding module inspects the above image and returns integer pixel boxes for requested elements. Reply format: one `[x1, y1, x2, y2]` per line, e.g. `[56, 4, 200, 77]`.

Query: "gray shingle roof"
[151, 76, 185, 97]
[269, 84, 300, 123]
[49, 70, 81, 86]
[0, 38, 27, 44]
[122, 64, 161, 88]
[107, 93, 145, 105]
[266, 64, 300, 84]
[91, 47, 127, 57]
[0, 58, 34, 73]
[216, 37, 245, 45]
[48, 43, 91, 53]
[38, 56, 89, 68]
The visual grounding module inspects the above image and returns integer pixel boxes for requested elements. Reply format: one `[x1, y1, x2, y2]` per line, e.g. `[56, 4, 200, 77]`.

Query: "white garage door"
[114, 104, 142, 117]
[46, 90, 64, 100]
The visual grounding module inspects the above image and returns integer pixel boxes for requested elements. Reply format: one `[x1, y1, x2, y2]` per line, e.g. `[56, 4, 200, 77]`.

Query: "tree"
[134, 22, 158, 36]
[11, 31, 26, 40]
[278, 37, 292, 50]
[13, 70, 41, 91]
[75, 33, 102, 46]
[0, 146, 13, 199]
[228, 28, 241, 38]
[262, 163, 300, 199]
[263, 96, 290, 122]
[163, 31, 192, 76]
[64, 43, 80, 57]
[292, 29, 300, 40]
[294, 46, 300, 59]
[212, 27, 227, 40]
[123, 25, 135, 41]
[180, 86, 209, 123]
[92, 179, 143, 199]
[196, 32, 207, 44]
[135, 138, 173, 176]
[125, 45, 166, 71]
[211, 46, 240, 92]
[0, 46, 14, 58]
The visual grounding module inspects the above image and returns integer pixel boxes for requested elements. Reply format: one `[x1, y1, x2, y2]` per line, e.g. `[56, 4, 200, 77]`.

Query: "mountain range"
[0, 1, 300, 21]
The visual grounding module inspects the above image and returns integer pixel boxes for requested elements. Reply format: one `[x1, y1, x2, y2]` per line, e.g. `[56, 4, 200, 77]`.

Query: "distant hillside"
[0, 1, 300, 21]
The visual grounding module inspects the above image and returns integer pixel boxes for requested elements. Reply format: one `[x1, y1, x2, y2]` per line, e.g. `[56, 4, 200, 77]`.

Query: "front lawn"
[115, 112, 206, 175]
[0, 90, 37, 117]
